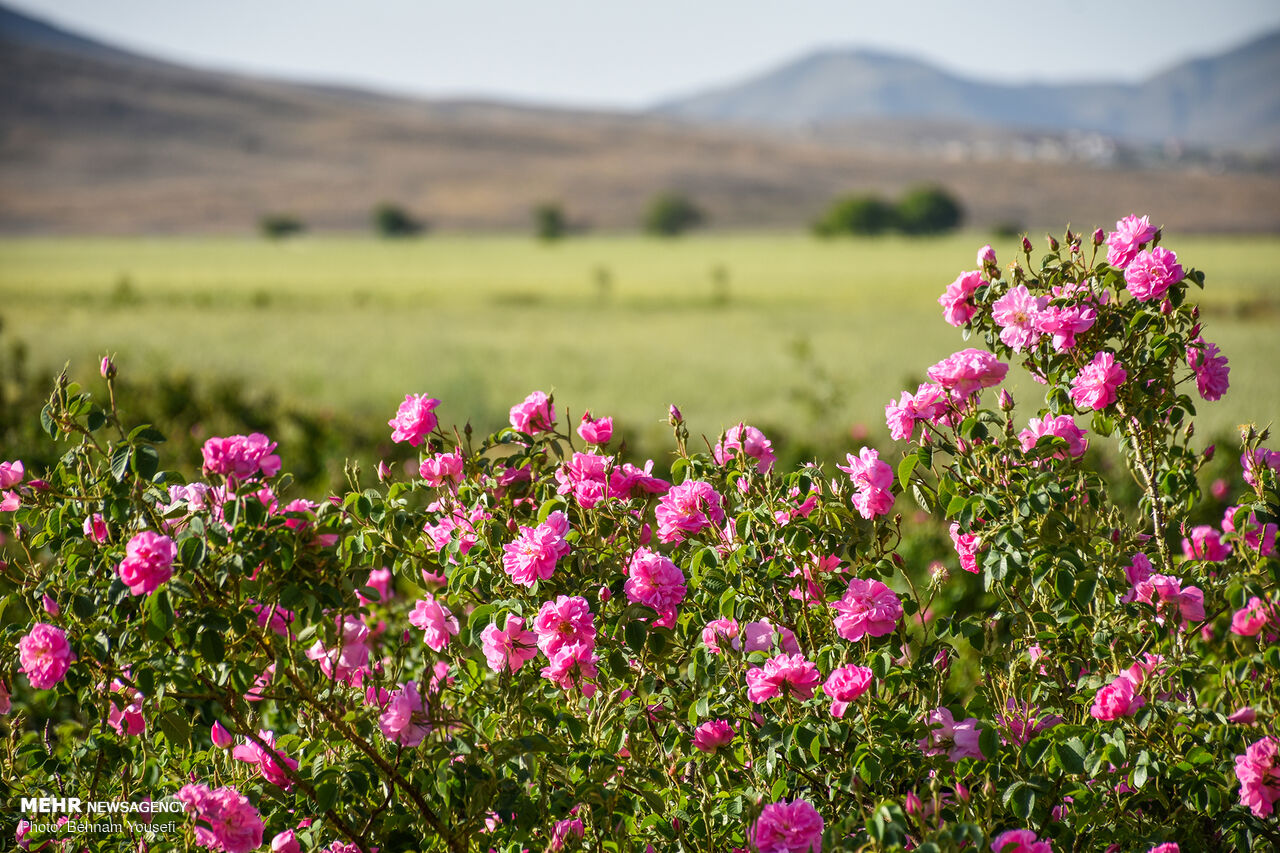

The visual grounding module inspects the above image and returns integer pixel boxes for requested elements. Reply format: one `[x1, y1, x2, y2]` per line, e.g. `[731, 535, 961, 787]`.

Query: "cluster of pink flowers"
[1242, 446, 1280, 489]
[106, 674, 145, 736]
[305, 615, 371, 684]
[822, 665, 872, 718]
[0, 459, 24, 511]
[939, 270, 984, 327]
[376, 681, 429, 747]
[1091, 672, 1146, 721]
[1235, 736, 1280, 817]
[231, 730, 299, 789]
[534, 596, 598, 696]
[927, 349, 1009, 398]
[714, 423, 776, 474]
[388, 394, 441, 446]
[919, 706, 984, 762]
[1036, 281, 1100, 351]
[702, 618, 800, 656]
[746, 654, 821, 703]
[831, 578, 902, 642]
[577, 411, 613, 444]
[480, 615, 539, 672]
[1223, 505, 1277, 558]
[836, 447, 895, 519]
[175, 783, 264, 853]
[990, 828, 1052, 853]
[116, 530, 176, 596]
[1185, 339, 1230, 402]
[991, 285, 1048, 352]
[1017, 415, 1088, 460]
[509, 390, 555, 433]
[1132, 574, 1205, 625]
[884, 382, 950, 442]
[624, 547, 688, 628]
[692, 719, 735, 754]
[503, 510, 572, 587]
[1069, 351, 1126, 411]
[1105, 214, 1158, 268]
[409, 594, 459, 651]
[201, 433, 282, 479]
[1180, 525, 1230, 562]
[555, 452, 668, 508]
[1124, 247, 1183, 302]
[751, 798, 824, 853]
[422, 500, 489, 560]
[18, 623, 73, 690]
[655, 479, 725, 543]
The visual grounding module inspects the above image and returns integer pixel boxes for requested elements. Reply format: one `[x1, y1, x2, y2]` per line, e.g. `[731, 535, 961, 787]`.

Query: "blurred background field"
[3, 232, 1277, 477]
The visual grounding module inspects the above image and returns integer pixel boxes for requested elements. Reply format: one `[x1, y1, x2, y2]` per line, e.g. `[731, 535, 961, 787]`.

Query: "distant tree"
[895, 185, 964, 235]
[812, 195, 897, 237]
[532, 203, 567, 242]
[258, 213, 305, 240]
[372, 202, 424, 238]
[643, 193, 705, 237]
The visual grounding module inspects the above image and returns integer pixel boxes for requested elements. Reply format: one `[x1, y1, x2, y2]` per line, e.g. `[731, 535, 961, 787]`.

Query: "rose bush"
[2, 217, 1278, 852]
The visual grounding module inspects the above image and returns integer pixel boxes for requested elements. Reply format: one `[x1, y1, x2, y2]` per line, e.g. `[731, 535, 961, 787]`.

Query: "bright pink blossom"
[655, 479, 725, 543]
[1124, 247, 1183, 302]
[0, 459, 24, 488]
[480, 615, 539, 672]
[997, 698, 1063, 745]
[1147, 845, 1178, 853]
[271, 831, 302, 853]
[978, 245, 997, 266]
[822, 665, 873, 718]
[83, 512, 108, 543]
[1105, 214, 1157, 268]
[231, 731, 299, 790]
[408, 595, 459, 651]
[950, 523, 982, 573]
[116, 530, 176, 596]
[991, 285, 1047, 352]
[509, 390, 554, 433]
[1133, 574, 1205, 624]
[418, 450, 464, 488]
[1069, 351, 1126, 411]
[1187, 339, 1230, 402]
[379, 681, 429, 747]
[305, 616, 371, 683]
[106, 676, 145, 736]
[175, 783, 264, 853]
[540, 643, 598, 697]
[702, 618, 740, 654]
[832, 578, 902, 642]
[577, 411, 613, 444]
[746, 654, 821, 703]
[1181, 525, 1230, 562]
[533, 596, 596, 659]
[837, 447, 895, 519]
[1231, 597, 1274, 637]
[387, 394, 440, 446]
[1242, 447, 1280, 489]
[714, 423, 776, 474]
[1235, 736, 1280, 818]
[1090, 674, 1145, 720]
[939, 270, 983, 327]
[18, 622, 73, 690]
[211, 721, 233, 749]
[201, 433, 281, 479]
[990, 828, 1053, 853]
[927, 349, 1009, 398]
[752, 799, 824, 853]
[503, 510, 571, 587]
[1018, 414, 1088, 460]
[1223, 505, 1277, 557]
[692, 719, 736, 753]
[919, 706, 985, 762]
[625, 547, 687, 628]
[549, 817, 585, 852]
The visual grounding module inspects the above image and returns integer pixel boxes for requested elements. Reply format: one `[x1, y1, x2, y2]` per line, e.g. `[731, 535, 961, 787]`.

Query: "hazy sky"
[10, 0, 1280, 108]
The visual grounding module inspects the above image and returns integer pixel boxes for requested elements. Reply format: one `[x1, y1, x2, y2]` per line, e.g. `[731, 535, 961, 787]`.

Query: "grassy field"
[2, 233, 1278, 462]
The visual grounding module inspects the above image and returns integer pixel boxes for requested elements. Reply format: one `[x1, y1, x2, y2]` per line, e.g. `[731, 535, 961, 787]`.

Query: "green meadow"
[2, 233, 1278, 460]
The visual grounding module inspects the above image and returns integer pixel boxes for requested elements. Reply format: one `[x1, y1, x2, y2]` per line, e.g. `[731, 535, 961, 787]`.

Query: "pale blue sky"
[9, 0, 1280, 108]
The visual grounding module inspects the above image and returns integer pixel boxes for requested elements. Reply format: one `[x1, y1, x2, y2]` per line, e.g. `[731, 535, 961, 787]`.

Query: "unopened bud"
[1204, 444, 1215, 462]
[977, 244, 997, 266]
[1161, 299, 1173, 315]
[1046, 233, 1059, 252]
[1191, 305, 1200, 321]
[998, 389, 1014, 411]
[376, 460, 392, 482]
[1065, 229, 1075, 245]
[668, 404, 682, 426]
[1190, 323, 1201, 338]
[99, 355, 117, 380]
[1021, 236, 1033, 254]
[210, 721, 233, 749]
[1092, 228, 1105, 246]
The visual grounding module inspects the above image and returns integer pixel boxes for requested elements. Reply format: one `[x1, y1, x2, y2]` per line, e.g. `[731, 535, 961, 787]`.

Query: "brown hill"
[1, 5, 1278, 235]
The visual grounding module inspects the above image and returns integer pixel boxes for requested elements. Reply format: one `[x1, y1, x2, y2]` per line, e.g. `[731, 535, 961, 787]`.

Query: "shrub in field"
[258, 214, 306, 240]
[533, 203, 568, 242]
[372, 203, 425, 238]
[812, 194, 898, 237]
[643, 192, 705, 237]
[3, 217, 1280, 852]
[894, 186, 963, 235]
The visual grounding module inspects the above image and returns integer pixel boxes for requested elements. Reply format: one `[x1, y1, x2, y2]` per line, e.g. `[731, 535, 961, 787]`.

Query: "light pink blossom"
[379, 681, 429, 747]
[388, 394, 440, 446]
[1180, 525, 1230, 562]
[624, 547, 687, 628]
[919, 706, 985, 762]
[533, 596, 596, 659]
[655, 479, 725, 543]
[991, 285, 1047, 352]
[950, 523, 982, 574]
[408, 595, 459, 651]
[175, 783, 264, 853]
[480, 615, 539, 672]
[714, 423, 776, 474]
[939, 270, 983, 327]
[18, 623, 73, 690]
[116, 530, 176, 596]
[927, 349, 1009, 398]
[1235, 736, 1280, 818]
[832, 578, 902, 642]
[1105, 214, 1157, 268]
[577, 411, 613, 444]
[83, 512, 108, 543]
[231, 730, 299, 790]
[201, 433, 281, 479]
[1231, 597, 1274, 637]
[990, 828, 1052, 853]
[1187, 339, 1230, 402]
[502, 510, 571, 587]
[1018, 415, 1088, 460]
[1090, 674, 1145, 720]
[1124, 247, 1183, 302]
[1069, 351, 1126, 411]
[418, 450, 465, 488]
[509, 390, 554, 433]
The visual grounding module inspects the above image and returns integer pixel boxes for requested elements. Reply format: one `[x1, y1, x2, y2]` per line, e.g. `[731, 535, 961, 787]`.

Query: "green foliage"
[896, 185, 964, 235]
[643, 192, 705, 237]
[258, 213, 305, 239]
[372, 202, 424, 238]
[815, 185, 964, 237]
[812, 194, 898, 236]
[532, 202, 567, 242]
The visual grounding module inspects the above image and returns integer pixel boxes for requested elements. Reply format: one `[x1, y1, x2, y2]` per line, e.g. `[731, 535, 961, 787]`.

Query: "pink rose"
[1090, 674, 1145, 721]
[991, 285, 1047, 352]
[378, 681, 429, 747]
[503, 511, 572, 587]
[939, 270, 984, 327]
[1069, 351, 1126, 411]
[949, 523, 982, 574]
[387, 394, 440, 446]
[418, 450, 465, 488]
[837, 447, 895, 520]
[822, 665, 873, 718]
[927, 348, 1009, 398]
[1235, 736, 1280, 818]
[577, 411, 613, 444]
[408, 595, 459, 651]
[0, 459, 25, 488]
[1180, 525, 1230, 562]
[509, 390, 555, 433]
[18, 622, 73, 690]
[211, 721, 234, 749]
[533, 596, 596, 659]
[83, 512, 109, 544]
[919, 706, 985, 762]
[117, 530, 177, 596]
[714, 423, 776, 474]
[271, 831, 302, 853]
[752, 798, 824, 853]
[1231, 597, 1274, 637]
[746, 654, 821, 703]
[832, 578, 902, 642]
[1105, 214, 1157, 268]
[231, 731, 299, 790]
[1186, 339, 1230, 402]
[692, 719, 735, 753]
[1018, 415, 1088, 460]
[1124, 247, 1183, 302]
[655, 480, 725, 543]
[624, 547, 687, 628]
[201, 433, 281, 479]
[175, 783, 264, 853]
[990, 828, 1052, 853]
[480, 615, 539, 672]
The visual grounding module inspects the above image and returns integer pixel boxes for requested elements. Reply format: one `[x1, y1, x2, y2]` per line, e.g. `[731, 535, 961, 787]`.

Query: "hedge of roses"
[2, 218, 1279, 852]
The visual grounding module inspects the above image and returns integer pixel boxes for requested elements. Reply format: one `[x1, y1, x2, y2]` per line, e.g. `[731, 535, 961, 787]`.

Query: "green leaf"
[110, 445, 132, 482]
[1054, 738, 1085, 774]
[624, 620, 647, 652]
[897, 454, 918, 492]
[132, 444, 160, 481]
